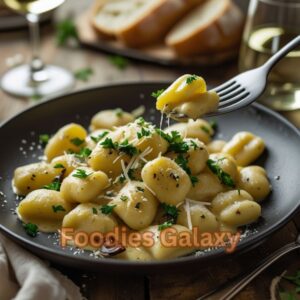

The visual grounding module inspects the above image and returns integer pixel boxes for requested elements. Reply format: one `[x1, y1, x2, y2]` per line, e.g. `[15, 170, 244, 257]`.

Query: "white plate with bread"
[76, 0, 245, 66]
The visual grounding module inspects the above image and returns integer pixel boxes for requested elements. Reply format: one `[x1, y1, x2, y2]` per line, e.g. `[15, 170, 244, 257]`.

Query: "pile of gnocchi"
[13, 75, 271, 261]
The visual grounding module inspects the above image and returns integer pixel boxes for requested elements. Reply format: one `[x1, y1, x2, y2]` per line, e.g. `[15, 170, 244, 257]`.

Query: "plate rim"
[1, 82, 300, 269]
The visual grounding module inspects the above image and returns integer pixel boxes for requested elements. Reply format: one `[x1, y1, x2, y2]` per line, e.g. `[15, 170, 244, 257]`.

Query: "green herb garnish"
[52, 205, 66, 213]
[74, 67, 93, 82]
[23, 222, 38, 237]
[137, 127, 151, 139]
[100, 138, 118, 150]
[43, 180, 61, 191]
[100, 204, 116, 215]
[201, 126, 210, 134]
[136, 186, 144, 192]
[120, 195, 128, 201]
[75, 147, 92, 159]
[209, 120, 218, 131]
[115, 108, 123, 117]
[206, 159, 235, 188]
[118, 139, 138, 156]
[158, 221, 173, 231]
[90, 131, 109, 143]
[151, 89, 165, 99]
[70, 137, 85, 146]
[39, 134, 50, 145]
[92, 207, 98, 215]
[72, 169, 93, 179]
[175, 154, 197, 186]
[186, 75, 198, 84]
[162, 203, 179, 223]
[54, 163, 65, 169]
[109, 55, 128, 70]
[56, 19, 78, 46]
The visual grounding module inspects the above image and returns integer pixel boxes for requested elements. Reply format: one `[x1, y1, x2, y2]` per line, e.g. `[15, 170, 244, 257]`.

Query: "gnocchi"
[12, 75, 272, 261]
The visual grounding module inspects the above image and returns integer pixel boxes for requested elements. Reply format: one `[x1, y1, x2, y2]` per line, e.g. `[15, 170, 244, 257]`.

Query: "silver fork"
[211, 35, 300, 116]
[197, 233, 300, 300]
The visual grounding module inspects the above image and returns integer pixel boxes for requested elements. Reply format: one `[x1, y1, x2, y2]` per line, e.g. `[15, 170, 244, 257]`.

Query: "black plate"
[0, 82, 300, 273]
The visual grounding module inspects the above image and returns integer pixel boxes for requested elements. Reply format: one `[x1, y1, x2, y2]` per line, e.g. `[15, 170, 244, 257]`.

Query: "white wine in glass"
[239, 0, 300, 111]
[0, 0, 74, 98]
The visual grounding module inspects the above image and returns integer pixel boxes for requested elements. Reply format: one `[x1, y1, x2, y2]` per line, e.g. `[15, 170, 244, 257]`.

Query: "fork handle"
[197, 241, 300, 300]
[263, 35, 300, 74]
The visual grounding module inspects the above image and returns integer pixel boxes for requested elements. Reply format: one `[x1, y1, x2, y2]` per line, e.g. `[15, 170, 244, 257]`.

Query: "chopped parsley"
[201, 126, 210, 134]
[92, 207, 98, 215]
[190, 140, 199, 150]
[136, 117, 146, 126]
[74, 67, 93, 82]
[56, 19, 78, 46]
[23, 222, 38, 237]
[151, 89, 165, 99]
[186, 74, 198, 84]
[100, 204, 116, 215]
[136, 186, 144, 192]
[75, 147, 92, 159]
[120, 195, 128, 201]
[43, 179, 61, 191]
[52, 205, 66, 213]
[158, 221, 173, 231]
[175, 154, 198, 186]
[100, 138, 118, 150]
[156, 130, 189, 154]
[162, 203, 179, 223]
[137, 127, 151, 139]
[70, 137, 85, 146]
[118, 140, 138, 157]
[90, 131, 109, 143]
[39, 134, 50, 145]
[109, 55, 128, 70]
[209, 120, 218, 131]
[54, 163, 65, 169]
[72, 169, 93, 179]
[206, 159, 235, 188]
[115, 108, 123, 117]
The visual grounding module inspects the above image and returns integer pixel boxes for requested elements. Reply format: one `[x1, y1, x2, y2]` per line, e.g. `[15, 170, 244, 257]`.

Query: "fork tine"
[219, 87, 245, 101]
[219, 91, 250, 108]
[213, 80, 235, 93]
[217, 83, 241, 97]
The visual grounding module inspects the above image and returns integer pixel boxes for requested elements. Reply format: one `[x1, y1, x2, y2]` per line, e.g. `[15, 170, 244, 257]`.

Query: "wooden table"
[1, 1, 300, 299]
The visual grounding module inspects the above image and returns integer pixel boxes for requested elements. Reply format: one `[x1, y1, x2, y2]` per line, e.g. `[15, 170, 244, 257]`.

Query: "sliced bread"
[165, 0, 244, 56]
[92, 0, 202, 47]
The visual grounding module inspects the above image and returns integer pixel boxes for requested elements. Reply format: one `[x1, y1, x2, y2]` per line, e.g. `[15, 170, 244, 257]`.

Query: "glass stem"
[26, 13, 48, 83]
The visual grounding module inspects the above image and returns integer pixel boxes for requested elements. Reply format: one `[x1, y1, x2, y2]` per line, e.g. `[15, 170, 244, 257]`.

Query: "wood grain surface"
[0, 1, 300, 299]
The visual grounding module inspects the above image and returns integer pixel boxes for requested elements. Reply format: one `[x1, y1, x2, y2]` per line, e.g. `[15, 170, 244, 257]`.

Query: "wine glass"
[239, 0, 300, 111]
[0, 0, 74, 98]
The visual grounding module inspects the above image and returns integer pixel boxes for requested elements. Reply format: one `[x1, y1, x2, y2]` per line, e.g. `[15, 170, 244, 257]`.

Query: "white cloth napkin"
[0, 233, 83, 300]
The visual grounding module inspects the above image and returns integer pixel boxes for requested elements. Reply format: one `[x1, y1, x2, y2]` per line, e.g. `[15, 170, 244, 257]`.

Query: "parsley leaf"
[72, 169, 93, 179]
[92, 207, 98, 215]
[52, 205, 66, 213]
[56, 19, 78, 46]
[120, 195, 128, 201]
[201, 126, 210, 134]
[54, 163, 65, 169]
[206, 159, 235, 188]
[23, 222, 38, 237]
[186, 74, 198, 84]
[39, 134, 50, 145]
[162, 203, 179, 223]
[70, 137, 85, 146]
[100, 138, 118, 150]
[137, 127, 151, 139]
[100, 204, 116, 215]
[118, 140, 138, 157]
[74, 67, 94, 82]
[115, 108, 123, 117]
[75, 147, 92, 159]
[90, 131, 109, 143]
[151, 89, 165, 99]
[209, 120, 218, 131]
[109, 55, 128, 70]
[158, 221, 173, 231]
[43, 180, 61, 191]
[175, 154, 197, 186]
[136, 186, 144, 192]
